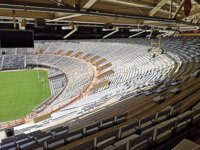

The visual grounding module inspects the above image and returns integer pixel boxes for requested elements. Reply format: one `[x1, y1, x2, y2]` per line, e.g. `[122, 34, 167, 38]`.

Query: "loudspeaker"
[147, 48, 152, 52]
[34, 18, 46, 28]
[5, 128, 14, 137]
[21, 19, 26, 27]
[103, 23, 114, 29]
[161, 49, 164, 54]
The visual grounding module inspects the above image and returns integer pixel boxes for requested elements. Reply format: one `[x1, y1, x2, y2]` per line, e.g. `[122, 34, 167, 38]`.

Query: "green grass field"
[0, 70, 51, 122]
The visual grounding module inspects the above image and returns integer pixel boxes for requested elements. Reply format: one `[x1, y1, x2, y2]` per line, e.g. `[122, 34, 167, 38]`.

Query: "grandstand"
[0, 0, 200, 150]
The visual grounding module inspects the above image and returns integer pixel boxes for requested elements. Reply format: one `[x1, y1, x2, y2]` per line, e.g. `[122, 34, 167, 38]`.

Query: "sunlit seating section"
[1, 37, 200, 138]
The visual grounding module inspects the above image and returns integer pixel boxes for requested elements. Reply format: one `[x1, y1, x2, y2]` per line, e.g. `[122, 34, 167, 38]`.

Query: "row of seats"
[0, 113, 127, 150]
[67, 103, 200, 150]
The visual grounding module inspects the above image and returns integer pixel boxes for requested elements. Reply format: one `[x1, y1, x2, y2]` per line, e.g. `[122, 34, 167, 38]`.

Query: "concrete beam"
[129, 30, 146, 38]
[63, 25, 78, 39]
[101, 0, 154, 9]
[47, 14, 83, 22]
[172, 0, 185, 18]
[103, 27, 119, 39]
[149, 0, 170, 16]
[82, 0, 98, 9]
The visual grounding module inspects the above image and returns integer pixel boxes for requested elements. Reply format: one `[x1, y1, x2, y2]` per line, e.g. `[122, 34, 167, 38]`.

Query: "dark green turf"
[0, 70, 51, 122]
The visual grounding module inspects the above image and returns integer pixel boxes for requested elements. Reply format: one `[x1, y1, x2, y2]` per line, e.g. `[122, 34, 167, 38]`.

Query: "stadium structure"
[0, 0, 200, 150]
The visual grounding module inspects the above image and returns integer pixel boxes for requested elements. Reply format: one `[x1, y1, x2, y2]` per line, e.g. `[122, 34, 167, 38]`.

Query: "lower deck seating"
[101, 105, 200, 150]
[56, 100, 200, 150]
[0, 114, 127, 150]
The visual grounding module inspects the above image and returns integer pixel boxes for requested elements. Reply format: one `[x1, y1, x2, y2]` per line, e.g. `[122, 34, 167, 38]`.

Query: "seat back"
[157, 107, 172, 119]
[157, 119, 176, 135]
[121, 121, 139, 133]
[129, 128, 154, 149]
[177, 111, 192, 124]
[19, 139, 36, 149]
[96, 129, 118, 149]
[115, 113, 128, 124]
[35, 132, 52, 142]
[67, 129, 83, 143]
[85, 122, 100, 136]
[21, 142, 44, 150]
[154, 118, 176, 143]
[120, 120, 139, 139]
[28, 130, 42, 138]
[52, 126, 68, 136]
[140, 114, 156, 125]
[101, 117, 115, 129]
[46, 134, 66, 150]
